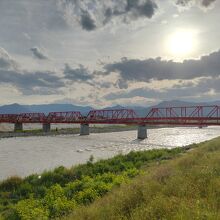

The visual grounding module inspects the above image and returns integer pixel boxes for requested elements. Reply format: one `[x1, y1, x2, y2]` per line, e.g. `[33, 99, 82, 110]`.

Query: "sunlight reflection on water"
[0, 126, 220, 180]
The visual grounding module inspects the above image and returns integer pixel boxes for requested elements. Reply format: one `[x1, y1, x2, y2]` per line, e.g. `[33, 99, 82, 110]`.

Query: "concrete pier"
[137, 125, 147, 139]
[14, 122, 23, 132]
[43, 123, 51, 132]
[80, 124, 89, 135]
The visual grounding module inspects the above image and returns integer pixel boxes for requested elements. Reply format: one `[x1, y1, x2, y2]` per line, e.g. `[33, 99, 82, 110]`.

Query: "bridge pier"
[43, 123, 51, 132]
[14, 122, 23, 132]
[80, 124, 89, 136]
[137, 125, 147, 139]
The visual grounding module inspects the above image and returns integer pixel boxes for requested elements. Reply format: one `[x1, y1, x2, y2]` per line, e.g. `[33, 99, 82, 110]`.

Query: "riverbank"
[66, 136, 220, 220]
[1, 136, 219, 219]
[0, 125, 137, 139]
[0, 143, 189, 219]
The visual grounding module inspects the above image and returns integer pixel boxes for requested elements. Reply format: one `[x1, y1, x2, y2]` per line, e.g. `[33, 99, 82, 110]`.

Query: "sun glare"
[167, 30, 196, 57]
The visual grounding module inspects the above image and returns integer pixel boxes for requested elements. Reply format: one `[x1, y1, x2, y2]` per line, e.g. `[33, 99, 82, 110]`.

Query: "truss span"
[0, 105, 219, 126]
[143, 105, 220, 126]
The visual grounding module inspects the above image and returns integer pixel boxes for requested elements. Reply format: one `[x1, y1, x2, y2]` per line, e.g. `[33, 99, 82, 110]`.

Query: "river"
[0, 126, 220, 180]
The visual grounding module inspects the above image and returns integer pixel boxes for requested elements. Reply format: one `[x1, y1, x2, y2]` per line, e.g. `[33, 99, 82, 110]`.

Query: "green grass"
[64, 137, 220, 220]
[0, 146, 186, 219]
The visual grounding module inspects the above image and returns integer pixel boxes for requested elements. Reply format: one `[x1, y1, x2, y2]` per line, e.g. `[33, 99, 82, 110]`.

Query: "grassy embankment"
[0, 137, 219, 219]
[66, 137, 220, 220]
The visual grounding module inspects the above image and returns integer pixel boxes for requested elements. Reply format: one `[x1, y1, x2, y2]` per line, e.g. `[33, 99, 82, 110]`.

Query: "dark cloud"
[104, 0, 158, 22]
[176, 0, 195, 6]
[202, 0, 216, 7]
[176, 0, 216, 8]
[30, 47, 48, 60]
[63, 63, 94, 82]
[63, 64, 116, 89]
[104, 50, 220, 82]
[58, 0, 158, 31]
[0, 69, 64, 95]
[80, 11, 96, 31]
[104, 76, 220, 101]
[132, 0, 158, 18]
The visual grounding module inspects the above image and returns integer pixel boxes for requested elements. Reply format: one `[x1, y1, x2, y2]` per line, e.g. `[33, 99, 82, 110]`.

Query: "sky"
[0, 0, 220, 107]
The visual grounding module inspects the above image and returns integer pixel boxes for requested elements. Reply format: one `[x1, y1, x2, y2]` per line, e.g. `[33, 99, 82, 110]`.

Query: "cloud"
[57, 0, 158, 31]
[115, 78, 128, 89]
[104, 0, 158, 21]
[104, 87, 158, 100]
[63, 64, 109, 88]
[80, 11, 96, 31]
[104, 50, 220, 82]
[104, 76, 220, 102]
[201, 0, 216, 7]
[63, 63, 94, 82]
[0, 69, 65, 95]
[176, 0, 216, 9]
[30, 47, 48, 60]
[0, 47, 18, 70]
[0, 47, 64, 95]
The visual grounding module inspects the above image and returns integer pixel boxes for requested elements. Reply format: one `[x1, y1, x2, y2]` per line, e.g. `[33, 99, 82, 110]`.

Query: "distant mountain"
[103, 105, 149, 117]
[207, 100, 220, 106]
[0, 103, 92, 115]
[126, 106, 149, 117]
[156, 100, 220, 107]
[0, 103, 30, 114]
[103, 105, 124, 110]
[156, 100, 196, 107]
[129, 100, 220, 117]
[97, 100, 220, 117]
[0, 100, 219, 116]
[24, 104, 93, 115]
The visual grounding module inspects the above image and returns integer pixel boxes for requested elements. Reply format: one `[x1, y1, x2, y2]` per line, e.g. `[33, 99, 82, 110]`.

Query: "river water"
[0, 126, 220, 180]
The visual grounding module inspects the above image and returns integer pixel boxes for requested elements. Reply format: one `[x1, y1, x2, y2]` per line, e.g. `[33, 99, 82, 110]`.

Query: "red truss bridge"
[143, 105, 220, 126]
[0, 105, 219, 139]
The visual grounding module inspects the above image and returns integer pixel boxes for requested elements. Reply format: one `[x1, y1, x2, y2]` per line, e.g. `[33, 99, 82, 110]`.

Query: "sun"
[166, 30, 196, 57]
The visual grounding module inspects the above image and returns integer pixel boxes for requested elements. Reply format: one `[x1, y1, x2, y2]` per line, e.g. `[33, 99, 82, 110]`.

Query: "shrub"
[15, 198, 49, 220]
[0, 176, 23, 192]
[75, 188, 99, 205]
[44, 184, 76, 218]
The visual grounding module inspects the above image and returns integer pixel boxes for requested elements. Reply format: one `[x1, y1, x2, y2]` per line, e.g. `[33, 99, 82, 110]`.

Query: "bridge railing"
[0, 105, 219, 125]
[0, 114, 18, 123]
[145, 106, 219, 118]
[86, 109, 138, 123]
[144, 105, 220, 125]
[17, 113, 46, 123]
[47, 111, 83, 123]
